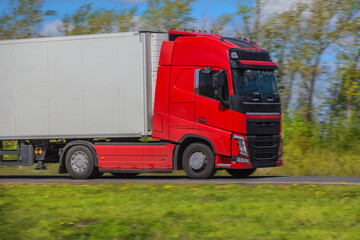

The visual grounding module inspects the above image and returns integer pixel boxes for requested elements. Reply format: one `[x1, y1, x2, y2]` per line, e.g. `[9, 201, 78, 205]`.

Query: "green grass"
[0, 164, 60, 175]
[0, 184, 359, 240]
[258, 142, 360, 177]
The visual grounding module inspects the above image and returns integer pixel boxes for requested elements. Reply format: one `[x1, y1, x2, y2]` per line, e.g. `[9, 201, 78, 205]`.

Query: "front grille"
[247, 135, 279, 168]
[244, 103, 281, 114]
[255, 153, 274, 159]
[255, 141, 273, 147]
[252, 135, 276, 147]
[247, 119, 280, 135]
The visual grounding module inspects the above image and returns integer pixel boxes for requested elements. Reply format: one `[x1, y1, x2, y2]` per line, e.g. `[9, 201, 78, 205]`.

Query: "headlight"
[230, 52, 239, 59]
[233, 135, 248, 157]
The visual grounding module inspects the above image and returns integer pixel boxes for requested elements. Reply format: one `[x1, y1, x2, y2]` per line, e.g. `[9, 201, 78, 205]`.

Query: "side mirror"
[213, 70, 229, 108]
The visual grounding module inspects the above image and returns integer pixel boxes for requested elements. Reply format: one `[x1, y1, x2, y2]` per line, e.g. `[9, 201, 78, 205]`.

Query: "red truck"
[0, 30, 282, 179]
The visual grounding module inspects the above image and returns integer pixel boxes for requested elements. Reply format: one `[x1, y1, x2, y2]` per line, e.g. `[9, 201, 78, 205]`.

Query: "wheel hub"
[189, 152, 207, 170]
[71, 151, 88, 172]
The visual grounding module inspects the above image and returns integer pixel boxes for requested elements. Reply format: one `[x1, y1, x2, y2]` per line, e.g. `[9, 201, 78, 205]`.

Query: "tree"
[261, 4, 307, 112]
[235, 0, 309, 112]
[286, 0, 358, 121]
[0, 0, 55, 39]
[332, 15, 360, 120]
[236, 0, 263, 42]
[59, 4, 136, 35]
[140, 0, 195, 31]
[210, 14, 233, 34]
[297, 0, 342, 120]
[236, 0, 359, 120]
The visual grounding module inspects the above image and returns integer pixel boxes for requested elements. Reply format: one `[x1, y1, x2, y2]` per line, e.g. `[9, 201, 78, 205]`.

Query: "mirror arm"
[220, 98, 230, 108]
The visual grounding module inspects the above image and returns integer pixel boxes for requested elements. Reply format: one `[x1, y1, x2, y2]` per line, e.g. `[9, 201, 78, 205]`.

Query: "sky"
[0, 0, 304, 36]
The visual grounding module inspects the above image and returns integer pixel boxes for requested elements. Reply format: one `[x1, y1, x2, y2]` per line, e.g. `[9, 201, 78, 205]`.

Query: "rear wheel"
[65, 145, 99, 179]
[182, 143, 216, 179]
[226, 169, 256, 178]
[111, 173, 139, 178]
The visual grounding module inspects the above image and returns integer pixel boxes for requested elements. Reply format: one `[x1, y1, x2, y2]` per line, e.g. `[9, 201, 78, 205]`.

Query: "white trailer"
[0, 31, 168, 140]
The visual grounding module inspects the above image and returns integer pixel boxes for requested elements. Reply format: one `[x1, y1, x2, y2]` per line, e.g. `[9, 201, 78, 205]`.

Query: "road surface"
[0, 175, 359, 185]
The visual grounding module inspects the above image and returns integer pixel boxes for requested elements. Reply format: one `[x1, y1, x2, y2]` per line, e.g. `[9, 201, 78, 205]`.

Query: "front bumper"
[216, 155, 281, 169]
[216, 134, 282, 169]
[247, 134, 280, 168]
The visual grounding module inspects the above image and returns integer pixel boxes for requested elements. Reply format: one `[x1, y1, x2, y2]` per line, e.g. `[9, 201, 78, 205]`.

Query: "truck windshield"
[232, 69, 278, 95]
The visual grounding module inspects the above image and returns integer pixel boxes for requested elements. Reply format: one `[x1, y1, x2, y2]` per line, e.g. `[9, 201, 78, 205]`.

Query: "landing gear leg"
[35, 160, 47, 170]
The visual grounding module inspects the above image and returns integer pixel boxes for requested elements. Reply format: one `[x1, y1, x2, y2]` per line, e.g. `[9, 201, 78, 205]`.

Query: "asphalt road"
[0, 175, 359, 185]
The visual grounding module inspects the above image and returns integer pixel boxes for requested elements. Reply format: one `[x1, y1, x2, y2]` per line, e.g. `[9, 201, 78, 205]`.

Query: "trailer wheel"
[65, 145, 99, 179]
[226, 169, 256, 178]
[111, 173, 139, 178]
[182, 143, 216, 179]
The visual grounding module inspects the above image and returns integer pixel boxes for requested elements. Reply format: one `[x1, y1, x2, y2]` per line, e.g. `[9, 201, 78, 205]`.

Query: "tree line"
[1, 0, 359, 175]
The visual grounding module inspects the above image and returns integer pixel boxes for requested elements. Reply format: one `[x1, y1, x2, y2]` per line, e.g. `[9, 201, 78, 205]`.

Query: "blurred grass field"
[0, 184, 359, 240]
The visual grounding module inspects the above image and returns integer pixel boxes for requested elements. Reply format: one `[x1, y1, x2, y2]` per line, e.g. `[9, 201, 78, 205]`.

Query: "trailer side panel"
[0, 32, 148, 139]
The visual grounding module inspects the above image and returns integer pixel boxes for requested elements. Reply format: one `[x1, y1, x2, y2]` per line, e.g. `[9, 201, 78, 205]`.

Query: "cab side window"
[198, 69, 229, 100]
[199, 70, 217, 99]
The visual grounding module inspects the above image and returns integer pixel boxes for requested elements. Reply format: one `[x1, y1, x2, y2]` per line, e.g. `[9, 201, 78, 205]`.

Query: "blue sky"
[0, 0, 302, 36]
[0, 0, 238, 21]
[0, 0, 243, 35]
[40, 0, 237, 18]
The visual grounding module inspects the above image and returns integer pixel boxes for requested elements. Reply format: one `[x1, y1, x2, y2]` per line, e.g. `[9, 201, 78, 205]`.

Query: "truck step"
[0, 150, 20, 155]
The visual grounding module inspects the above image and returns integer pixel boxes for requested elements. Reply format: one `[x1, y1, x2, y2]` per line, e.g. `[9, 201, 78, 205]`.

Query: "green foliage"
[0, 0, 55, 39]
[259, 113, 360, 177]
[237, 0, 359, 120]
[60, 3, 136, 35]
[140, 0, 195, 31]
[236, 0, 263, 41]
[239, 0, 360, 176]
[331, 17, 360, 119]
[0, 184, 359, 239]
[236, 0, 252, 20]
[210, 13, 233, 34]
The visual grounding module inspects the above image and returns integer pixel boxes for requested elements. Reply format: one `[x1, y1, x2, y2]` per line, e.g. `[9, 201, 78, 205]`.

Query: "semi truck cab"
[150, 30, 282, 178]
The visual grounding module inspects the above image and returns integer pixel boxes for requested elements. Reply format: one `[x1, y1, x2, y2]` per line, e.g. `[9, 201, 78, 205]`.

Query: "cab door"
[195, 68, 233, 132]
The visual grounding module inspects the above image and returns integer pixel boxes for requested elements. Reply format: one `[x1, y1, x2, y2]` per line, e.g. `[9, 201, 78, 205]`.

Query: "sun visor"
[230, 60, 278, 70]
[228, 48, 277, 69]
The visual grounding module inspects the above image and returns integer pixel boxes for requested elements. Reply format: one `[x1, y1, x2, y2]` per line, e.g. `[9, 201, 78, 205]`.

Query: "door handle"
[197, 118, 207, 123]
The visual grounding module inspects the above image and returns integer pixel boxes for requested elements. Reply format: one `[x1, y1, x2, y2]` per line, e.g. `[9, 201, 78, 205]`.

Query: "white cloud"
[41, 19, 64, 37]
[262, 0, 312, 16]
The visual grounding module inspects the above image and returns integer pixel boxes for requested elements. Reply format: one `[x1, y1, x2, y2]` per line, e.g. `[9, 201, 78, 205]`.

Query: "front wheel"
[226, 169, 256, 178]
[65, 145, 99, 179]
[182, 143, 216, 179]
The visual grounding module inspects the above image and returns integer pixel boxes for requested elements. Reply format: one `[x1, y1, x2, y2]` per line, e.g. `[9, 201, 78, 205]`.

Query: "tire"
[226, 169, 256, 178]
[65, 145, 99, 179]
[182, 142, 216, 179]
[111, 173, 139, 178]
